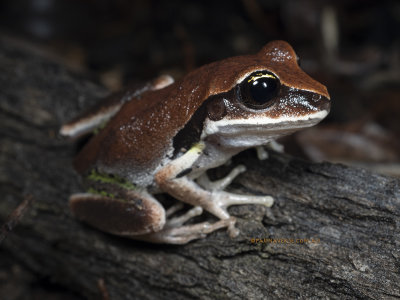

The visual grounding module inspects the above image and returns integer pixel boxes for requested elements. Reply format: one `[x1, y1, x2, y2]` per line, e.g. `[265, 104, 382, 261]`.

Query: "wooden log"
[0, 36, 399, 299]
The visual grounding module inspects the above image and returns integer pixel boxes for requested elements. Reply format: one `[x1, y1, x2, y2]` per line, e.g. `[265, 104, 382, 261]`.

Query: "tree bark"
[0, 35, 399, 300]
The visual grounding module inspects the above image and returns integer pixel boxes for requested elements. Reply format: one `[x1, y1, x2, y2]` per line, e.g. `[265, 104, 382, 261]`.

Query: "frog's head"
[200, 40, 330, 147]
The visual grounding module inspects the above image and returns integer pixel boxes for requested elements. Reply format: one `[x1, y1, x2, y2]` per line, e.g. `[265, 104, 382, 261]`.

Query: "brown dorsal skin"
[73, 41, 329, 182]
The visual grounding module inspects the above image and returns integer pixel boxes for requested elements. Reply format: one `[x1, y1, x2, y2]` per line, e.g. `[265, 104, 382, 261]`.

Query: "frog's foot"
[136, 217, 236, 244]
[203, 191, 273, 237]
[137, 205, 235, 244]
[195, 165, 274, 215]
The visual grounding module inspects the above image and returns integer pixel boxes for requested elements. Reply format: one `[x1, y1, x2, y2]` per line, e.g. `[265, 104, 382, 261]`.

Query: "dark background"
[0, 0, 399, 298]
[1, 0, 399, 167]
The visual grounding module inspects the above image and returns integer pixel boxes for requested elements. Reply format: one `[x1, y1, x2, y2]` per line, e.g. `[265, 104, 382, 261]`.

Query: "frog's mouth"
[201, 109, 329, 141]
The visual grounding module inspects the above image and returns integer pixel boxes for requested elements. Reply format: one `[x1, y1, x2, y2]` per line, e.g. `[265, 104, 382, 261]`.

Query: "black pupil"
[250, 77, 278, 104]
[239, 72, 280, 109]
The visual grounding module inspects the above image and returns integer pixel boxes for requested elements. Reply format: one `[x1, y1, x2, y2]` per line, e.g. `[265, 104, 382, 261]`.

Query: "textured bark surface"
[1, 36, 399, 300]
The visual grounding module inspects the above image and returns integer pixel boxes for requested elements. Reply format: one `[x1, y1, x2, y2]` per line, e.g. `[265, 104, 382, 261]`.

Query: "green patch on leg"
[87, 187, 116, 198]
[87, 170, 137, 190]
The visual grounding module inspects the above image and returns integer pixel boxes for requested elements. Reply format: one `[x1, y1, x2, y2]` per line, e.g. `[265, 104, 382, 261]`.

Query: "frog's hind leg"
[70, 192, 234, 244]
[69, 191, 166, 236]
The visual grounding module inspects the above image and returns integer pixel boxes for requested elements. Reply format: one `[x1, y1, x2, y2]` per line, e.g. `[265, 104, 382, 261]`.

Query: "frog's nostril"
[312, 94, 322, 102]
[319, 96, 331, 111]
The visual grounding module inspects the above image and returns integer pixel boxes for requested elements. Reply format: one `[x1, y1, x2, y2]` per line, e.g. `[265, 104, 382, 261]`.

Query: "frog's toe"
[196, 164, 246, 191]
[166, 206, 203, 227]
[214, 191, 274, 208]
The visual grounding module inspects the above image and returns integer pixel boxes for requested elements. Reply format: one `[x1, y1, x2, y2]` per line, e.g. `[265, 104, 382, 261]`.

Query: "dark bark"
[0, 35, 399, 300]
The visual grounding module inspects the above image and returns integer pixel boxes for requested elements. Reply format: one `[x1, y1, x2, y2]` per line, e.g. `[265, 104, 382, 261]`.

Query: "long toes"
[166, 206, 203, 227]
[214, 191, 274, 209]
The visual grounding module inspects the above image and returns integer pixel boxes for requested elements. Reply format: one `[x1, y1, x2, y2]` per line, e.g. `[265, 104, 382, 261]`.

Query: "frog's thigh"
[69, 192, 165, 236]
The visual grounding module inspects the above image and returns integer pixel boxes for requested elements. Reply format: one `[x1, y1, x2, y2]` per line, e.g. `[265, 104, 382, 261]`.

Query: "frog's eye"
[238, 71, 280, 109]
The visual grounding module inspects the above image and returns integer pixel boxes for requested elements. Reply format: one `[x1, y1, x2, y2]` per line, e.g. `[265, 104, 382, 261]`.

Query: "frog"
[60, 40, 330, 244]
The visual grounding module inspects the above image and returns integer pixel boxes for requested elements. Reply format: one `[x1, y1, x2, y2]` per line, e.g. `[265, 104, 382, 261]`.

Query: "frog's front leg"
[155, 143, 274, 237]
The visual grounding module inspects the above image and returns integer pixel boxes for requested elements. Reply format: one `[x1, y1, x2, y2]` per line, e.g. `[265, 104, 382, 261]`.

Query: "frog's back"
[73, 70, 214, 186]
[72, 56, 242, 186]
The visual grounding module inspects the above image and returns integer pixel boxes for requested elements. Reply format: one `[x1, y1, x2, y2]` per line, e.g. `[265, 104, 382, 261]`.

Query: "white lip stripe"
[201, 110, 328, 138]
